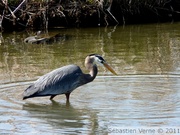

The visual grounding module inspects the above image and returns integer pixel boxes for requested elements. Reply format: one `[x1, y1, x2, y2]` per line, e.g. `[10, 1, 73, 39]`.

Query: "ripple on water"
[0, 75, 180, 134]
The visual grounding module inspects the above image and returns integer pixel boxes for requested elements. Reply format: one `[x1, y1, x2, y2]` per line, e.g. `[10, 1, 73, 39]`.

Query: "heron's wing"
[23, 65, 83, 98]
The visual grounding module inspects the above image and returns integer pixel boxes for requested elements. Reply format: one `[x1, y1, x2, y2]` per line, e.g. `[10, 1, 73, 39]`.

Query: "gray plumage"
[23, 54, 117, 101]
[23, 65, 85, 99]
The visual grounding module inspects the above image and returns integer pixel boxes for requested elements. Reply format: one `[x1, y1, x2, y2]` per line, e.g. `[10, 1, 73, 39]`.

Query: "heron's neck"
[89, 65, 98, 80]
[83, 65, 98, 84]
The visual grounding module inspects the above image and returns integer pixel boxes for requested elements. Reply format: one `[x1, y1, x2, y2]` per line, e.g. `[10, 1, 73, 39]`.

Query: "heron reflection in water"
[23, 54, 117, 101]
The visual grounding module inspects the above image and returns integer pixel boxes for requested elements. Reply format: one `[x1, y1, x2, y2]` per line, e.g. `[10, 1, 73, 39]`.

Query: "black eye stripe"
[96, 56, 104, 61]
[88, 54, 105, 63]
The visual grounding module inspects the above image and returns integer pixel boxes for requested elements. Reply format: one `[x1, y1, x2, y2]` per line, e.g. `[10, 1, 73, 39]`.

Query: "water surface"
[0, 23, 180, 134]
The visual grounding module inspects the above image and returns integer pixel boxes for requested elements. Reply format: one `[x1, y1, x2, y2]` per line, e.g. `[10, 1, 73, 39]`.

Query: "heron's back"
[23, 64, 83, 99]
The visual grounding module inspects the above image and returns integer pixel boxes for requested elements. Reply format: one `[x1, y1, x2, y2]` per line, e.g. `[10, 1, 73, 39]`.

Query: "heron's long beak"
[103, 62, 118, 75]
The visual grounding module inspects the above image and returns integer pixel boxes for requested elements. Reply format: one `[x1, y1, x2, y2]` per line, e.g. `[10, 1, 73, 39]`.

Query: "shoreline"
[0, 0, 180, 31]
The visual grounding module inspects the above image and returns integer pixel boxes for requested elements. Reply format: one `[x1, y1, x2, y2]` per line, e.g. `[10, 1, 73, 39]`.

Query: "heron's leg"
[50, 95, 56, 100]
[65, 93, 70, 101]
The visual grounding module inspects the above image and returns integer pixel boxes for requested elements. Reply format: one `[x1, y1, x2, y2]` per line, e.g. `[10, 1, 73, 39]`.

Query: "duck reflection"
[22, 100, 98, 132]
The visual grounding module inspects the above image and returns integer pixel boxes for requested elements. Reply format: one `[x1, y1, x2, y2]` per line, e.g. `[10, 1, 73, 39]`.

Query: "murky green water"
[0, 23, 180, 134]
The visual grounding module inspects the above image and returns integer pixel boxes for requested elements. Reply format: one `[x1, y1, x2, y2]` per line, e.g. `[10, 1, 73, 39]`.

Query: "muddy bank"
[1, 0, 180, 31]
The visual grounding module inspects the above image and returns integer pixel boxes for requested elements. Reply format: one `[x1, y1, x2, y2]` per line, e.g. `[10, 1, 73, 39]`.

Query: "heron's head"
[85, 54, 117, 75]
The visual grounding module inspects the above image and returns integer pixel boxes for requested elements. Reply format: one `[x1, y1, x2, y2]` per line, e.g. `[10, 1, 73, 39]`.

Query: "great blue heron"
[23, 54, 117, 101]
